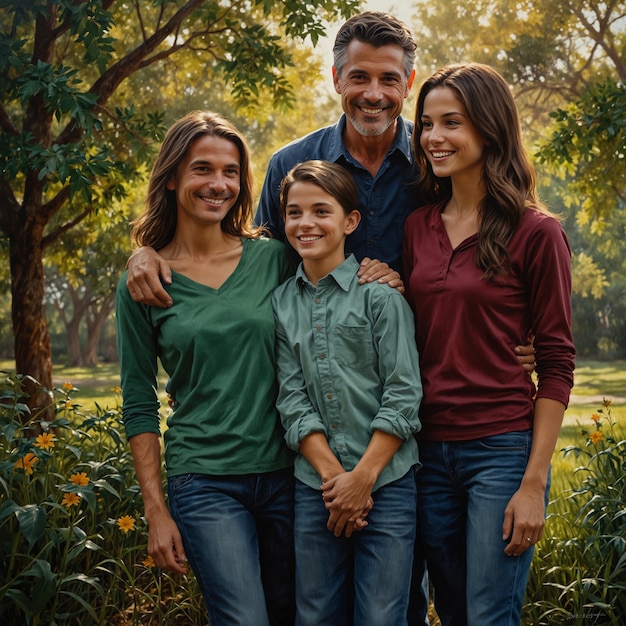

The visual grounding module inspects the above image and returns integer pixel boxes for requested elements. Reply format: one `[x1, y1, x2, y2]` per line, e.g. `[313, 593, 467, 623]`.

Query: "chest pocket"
[333, 324, 374, 369]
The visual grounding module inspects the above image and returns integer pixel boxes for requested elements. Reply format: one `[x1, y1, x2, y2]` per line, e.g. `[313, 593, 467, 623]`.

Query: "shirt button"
[315, 297, 321, 304]
[316, 325, 322, 331]
[330, 422, 337, 429]
[319, 354, 326, 360]
[369, 210, 375, 216]
[327, 393, 333, 400]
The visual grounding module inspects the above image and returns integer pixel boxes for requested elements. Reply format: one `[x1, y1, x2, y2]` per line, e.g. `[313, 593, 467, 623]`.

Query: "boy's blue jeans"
[294, 468, 417, 626]
[417, 431, 548, 626]
[168, 467, 295, 626]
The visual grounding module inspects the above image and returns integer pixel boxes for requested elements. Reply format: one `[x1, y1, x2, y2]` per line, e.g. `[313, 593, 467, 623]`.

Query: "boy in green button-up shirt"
[272, 160, 423, 626]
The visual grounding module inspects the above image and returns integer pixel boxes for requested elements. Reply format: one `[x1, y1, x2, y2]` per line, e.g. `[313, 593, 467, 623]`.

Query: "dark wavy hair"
[131, 110, 261, 250]
[333, 11, 416, 80]
[414, 63, 548, 278]
[279, 160, 359, 217]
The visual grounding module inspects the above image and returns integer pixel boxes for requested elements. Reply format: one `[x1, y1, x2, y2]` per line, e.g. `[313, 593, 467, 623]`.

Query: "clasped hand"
[321, 470, 375, 538]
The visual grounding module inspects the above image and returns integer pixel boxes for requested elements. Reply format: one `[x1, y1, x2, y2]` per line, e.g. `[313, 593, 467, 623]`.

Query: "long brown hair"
[131, 111, 261, 250]
[414, 63, 547, 278]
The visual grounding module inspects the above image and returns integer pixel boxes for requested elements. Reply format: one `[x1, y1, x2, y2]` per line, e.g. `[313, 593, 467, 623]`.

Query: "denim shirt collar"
[331, 114, 414, 166]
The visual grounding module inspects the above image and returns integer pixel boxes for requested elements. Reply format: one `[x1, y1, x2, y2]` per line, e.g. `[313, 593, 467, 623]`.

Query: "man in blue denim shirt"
[256, 11, 418, 278]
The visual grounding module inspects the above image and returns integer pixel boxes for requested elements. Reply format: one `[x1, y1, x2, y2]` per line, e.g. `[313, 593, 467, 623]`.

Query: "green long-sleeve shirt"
[272, 254, 423, 492]
[116, 237, 294, 477]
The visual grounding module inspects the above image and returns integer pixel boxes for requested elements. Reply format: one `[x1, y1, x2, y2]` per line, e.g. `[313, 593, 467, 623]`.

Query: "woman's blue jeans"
[294, 468, 417, 626]
[417, 430, 549, 626]
[168, 467, 295, 626]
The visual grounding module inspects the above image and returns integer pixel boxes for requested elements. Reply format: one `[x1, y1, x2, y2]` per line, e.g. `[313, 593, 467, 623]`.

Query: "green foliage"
[536, 80, 626, 224]
[0, 372, 203, 625]
[524, 401, 626, 625]
[0, 0, 360, 393]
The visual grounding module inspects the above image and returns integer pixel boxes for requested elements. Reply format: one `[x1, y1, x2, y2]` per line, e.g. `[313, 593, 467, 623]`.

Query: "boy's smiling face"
[284, 181, 360, 279]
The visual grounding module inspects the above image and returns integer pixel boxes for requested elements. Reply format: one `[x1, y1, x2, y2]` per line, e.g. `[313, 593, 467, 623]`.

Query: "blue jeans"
[407, 526, 430, 626]
[417, 431, 549, 626]
[294, 468, 417, 626]
[168, 467, 295, 626]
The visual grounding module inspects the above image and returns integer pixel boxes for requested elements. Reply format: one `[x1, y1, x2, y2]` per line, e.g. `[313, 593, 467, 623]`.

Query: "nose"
[209, 171, 228, 191]
[299, 211, 315, 229]
[428, 123, 444, 144]
[363, 79, 384, 102]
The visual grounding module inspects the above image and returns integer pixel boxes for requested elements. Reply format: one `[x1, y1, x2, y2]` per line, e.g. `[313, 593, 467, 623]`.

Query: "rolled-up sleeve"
[370, 290, 423, 439]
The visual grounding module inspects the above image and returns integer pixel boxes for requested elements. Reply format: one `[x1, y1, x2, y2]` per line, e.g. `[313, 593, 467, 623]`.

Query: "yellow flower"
[117, 515, 136, 534]
[62, 492, 81, 508]
[62, 381, 73, 391]
[142, 555, 155, 568]
[35, 432, 56, 451]
[69, 472, 90, 486]
[112, 386, 122, 394]
[15, 452, 38, 475]
[590, 431, 603, 444]
[591, 413, 601, 423]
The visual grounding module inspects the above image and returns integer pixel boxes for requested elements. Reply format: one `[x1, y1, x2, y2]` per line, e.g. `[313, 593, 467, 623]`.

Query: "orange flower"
[62, 381, 74, 391]
[15, 452, 38, 475]
[142, 555, 155, 568]
[35, 432, 56, 451]
[69, 472, 90, 486]
[62, 492, 81, 508]
[590, 431, 603, 444]
[591, 413, 601, 423]
[65, 400, 73, 408]
[112, 386, 122, 394]
[117, 515, 136, 534]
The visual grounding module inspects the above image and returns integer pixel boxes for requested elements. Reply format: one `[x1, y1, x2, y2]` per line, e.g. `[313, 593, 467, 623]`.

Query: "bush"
[524, 400, 626, 625]
[0, 372, 205, 625]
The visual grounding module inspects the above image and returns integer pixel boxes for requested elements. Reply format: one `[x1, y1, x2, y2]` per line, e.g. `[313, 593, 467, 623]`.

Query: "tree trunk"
[64, 285, 88, 367]
[66, 315, 85, 367]
[10, 220, 55, 421]
[84, 294, 116, 366]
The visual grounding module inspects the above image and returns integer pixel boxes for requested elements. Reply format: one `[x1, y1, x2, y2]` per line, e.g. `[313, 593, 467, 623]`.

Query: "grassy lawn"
[2, 357, 624, 490]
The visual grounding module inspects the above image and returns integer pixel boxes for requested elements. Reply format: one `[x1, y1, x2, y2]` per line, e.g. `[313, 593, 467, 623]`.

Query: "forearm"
[353, 430, 404, 487]
[522, 397, 565, 491]
[129, 432, 168, 520]
[299, 432, 344, 482]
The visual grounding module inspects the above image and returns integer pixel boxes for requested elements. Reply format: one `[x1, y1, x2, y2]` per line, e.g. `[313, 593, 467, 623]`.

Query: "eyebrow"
[421, 111, 466, 119]
[286, 200, 334, 208]
[189, 159, 240, 168]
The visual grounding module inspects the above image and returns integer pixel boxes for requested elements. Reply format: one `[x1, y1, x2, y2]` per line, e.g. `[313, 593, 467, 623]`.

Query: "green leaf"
[16, 503, 47, 548]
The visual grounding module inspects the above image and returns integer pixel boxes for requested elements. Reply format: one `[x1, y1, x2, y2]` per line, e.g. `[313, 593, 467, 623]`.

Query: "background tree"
[0, 0, 359, 413]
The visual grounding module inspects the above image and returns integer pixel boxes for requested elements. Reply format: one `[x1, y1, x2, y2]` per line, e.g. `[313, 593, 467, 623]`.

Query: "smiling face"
[333, 40, 414, 139]
[419, 86, 487, 184]
[166, 134, 241, 228]
[284, 180, 360, 280]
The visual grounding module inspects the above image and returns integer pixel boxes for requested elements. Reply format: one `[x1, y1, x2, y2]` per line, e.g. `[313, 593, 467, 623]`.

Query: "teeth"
[432, 151, 453, 158]
[199, 196, 227, 204]
[362, 107, 383, 114]
[299, 235, 322, 242]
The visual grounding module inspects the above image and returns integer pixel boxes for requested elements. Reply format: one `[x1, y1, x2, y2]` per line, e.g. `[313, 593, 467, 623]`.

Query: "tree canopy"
[0, 0, 359, 412]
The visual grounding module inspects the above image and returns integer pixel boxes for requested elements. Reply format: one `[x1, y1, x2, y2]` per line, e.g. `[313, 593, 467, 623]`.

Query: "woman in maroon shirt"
[402, 63, 575, 626]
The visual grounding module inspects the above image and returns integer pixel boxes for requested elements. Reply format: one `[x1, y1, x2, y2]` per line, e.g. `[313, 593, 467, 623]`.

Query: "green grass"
[3, 357, 623, 414]
[2, 357, 624, 494]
